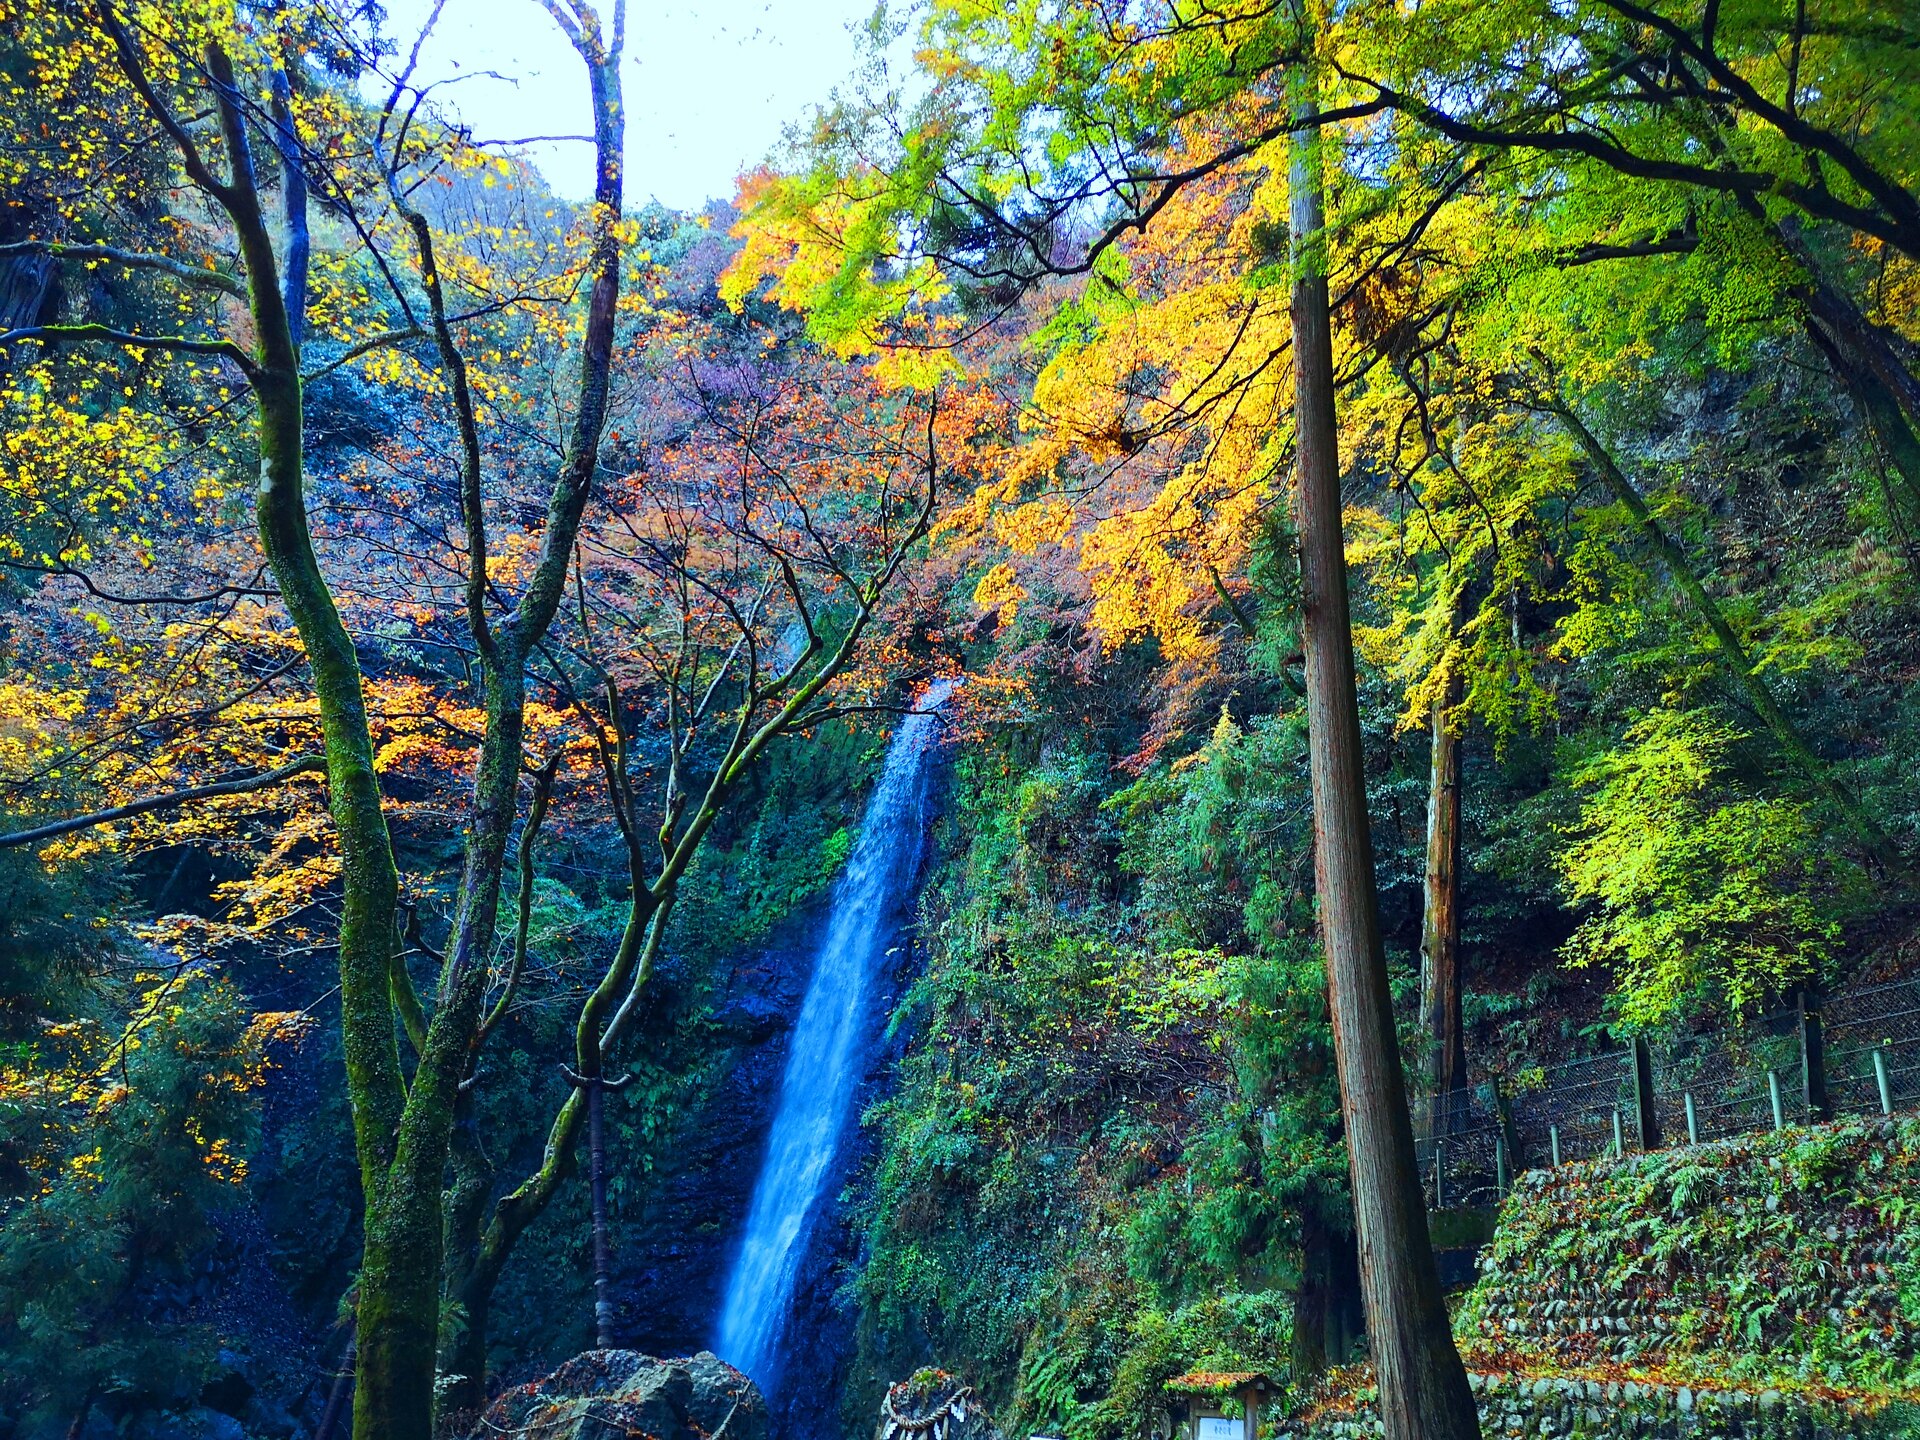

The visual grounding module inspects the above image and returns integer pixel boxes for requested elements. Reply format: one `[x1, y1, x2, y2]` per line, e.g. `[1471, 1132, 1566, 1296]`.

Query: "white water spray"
[715, 679, 954, 1388]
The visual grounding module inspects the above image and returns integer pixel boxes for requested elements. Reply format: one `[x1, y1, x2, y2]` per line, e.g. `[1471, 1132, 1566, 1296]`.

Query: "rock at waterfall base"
[467, 1349, 766, 1440]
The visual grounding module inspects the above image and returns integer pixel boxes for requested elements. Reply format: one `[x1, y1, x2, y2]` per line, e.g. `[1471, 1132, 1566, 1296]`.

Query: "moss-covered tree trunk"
[46, 10, 630, 1434]
[174, 38, 418, 1436]
[366, 10, 627, 1428]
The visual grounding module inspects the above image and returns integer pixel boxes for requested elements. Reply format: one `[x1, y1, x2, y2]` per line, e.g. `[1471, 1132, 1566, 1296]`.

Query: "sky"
[372, 0, 883, 209]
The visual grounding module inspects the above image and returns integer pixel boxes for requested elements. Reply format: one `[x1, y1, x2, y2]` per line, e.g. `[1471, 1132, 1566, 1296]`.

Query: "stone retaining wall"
[1287, 1370, 1887, 1440]
[1463, 1117, 1919, 1387]
[1275, 1116, 1920, 1439]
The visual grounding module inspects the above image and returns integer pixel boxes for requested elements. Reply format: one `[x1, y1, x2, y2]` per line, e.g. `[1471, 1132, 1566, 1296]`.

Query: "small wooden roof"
[1164, 1372, 1275, 1397]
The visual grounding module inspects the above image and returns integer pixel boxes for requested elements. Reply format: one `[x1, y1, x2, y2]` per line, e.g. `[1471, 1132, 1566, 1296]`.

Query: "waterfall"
[715, 678, 954, 1390]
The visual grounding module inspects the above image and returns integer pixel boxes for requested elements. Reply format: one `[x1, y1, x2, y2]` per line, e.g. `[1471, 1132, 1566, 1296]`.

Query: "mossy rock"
[468, 1349, 766, 1440]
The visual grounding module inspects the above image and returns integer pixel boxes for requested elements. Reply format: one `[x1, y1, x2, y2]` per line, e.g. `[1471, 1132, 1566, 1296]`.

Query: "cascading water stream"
[715, 679, 955, 1391]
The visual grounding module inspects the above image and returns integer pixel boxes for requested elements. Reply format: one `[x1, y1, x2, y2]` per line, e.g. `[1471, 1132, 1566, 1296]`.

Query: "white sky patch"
[372, 0, 881, 208]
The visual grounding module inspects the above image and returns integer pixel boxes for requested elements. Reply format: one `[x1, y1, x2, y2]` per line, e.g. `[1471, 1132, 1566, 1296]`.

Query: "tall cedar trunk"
[1418, 677, 1467, 1141]
[1287, 78, 1481, 1440]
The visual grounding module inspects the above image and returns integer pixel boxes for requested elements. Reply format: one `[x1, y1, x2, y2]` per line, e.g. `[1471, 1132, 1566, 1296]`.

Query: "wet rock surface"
[467, 1349, 767, 1440]
[613, 921, 821, 1363]
[615, 868, 933, 1440]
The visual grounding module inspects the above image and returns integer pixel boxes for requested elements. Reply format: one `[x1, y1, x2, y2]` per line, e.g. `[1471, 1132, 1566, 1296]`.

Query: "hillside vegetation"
[1, 0, 1918, 1437]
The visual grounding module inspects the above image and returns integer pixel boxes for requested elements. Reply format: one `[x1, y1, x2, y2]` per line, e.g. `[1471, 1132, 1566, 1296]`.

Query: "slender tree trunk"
[583, 1074, 625, 1348]
[1801, 312, 1920, 516]
[1288, 69, 1480, 1440]
[438, 1089, 496, 1415]
[451, 893, 665, 1388]
[1551, 402, 1908, 877]
[442, 387, 937, 1381]
[1418, 677, 1468, 1141]
[356, 672, 529, 1433]
[315, 1334, 356, 1440]
[1775, 221, 1920, 515]
[63, 1389, 94, 1440]
[357, 20, 626, 1432]
[76, 18, 621, 1438]
[587, 1077, 613, 1345]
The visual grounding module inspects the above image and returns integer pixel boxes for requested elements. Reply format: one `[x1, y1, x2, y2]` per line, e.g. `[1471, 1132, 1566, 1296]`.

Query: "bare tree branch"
[0, 755, 327, 850]
[0, 241, 246, 298]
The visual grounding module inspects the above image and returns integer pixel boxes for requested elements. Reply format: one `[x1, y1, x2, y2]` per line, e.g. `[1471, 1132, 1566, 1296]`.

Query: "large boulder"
[876, 1370, 1001, 1440]
[470, 1350, 766, 1440]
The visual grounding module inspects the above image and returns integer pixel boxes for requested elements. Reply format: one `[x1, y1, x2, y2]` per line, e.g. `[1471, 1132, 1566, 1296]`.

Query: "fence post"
[1632, 1036, 1661, 1149]
[1434, 1137, 1446, 1209]
[1798, 987, 1830, 1122]
[1549, 1125, 1561, 1167]
[1684, 1092, 1698, 1146]
[1768, 1069, 1785, 1131]
[1875, 1049, 1894, 1116]
[1492, 1077, 1522, 1181]
[1611, 1107, 1624, 1159]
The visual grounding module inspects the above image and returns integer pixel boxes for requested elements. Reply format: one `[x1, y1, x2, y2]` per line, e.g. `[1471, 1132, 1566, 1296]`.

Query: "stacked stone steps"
[1289, 1369, 1883, 1439]
[1462, 1120, 1917, 1383]
[1275, 1118, 1920, 1439]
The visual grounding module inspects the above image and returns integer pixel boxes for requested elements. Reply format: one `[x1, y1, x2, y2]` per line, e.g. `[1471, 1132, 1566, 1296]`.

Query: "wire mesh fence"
[1415, 972, 1920, 1211]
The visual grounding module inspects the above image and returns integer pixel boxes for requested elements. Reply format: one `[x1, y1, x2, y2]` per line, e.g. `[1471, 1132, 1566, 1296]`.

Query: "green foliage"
[1120, 936, 1346, 1307]
[0, 970, 284, 1424]
[1111, 1296, 1292, 1419]
[1557, 708, 1858, 1027]
[854, 707, 1340, 1430]
[1027, 1293, 1293, 1440]
[0, 845, 120, 1047]
[667, 719, 872, 957]
[5, 0, 1920, 1420]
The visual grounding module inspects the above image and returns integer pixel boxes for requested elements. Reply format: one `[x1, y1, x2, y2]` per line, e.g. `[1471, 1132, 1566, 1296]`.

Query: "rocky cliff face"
[611, 916, 819, 1361]
[612, 880, 934, 1440]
